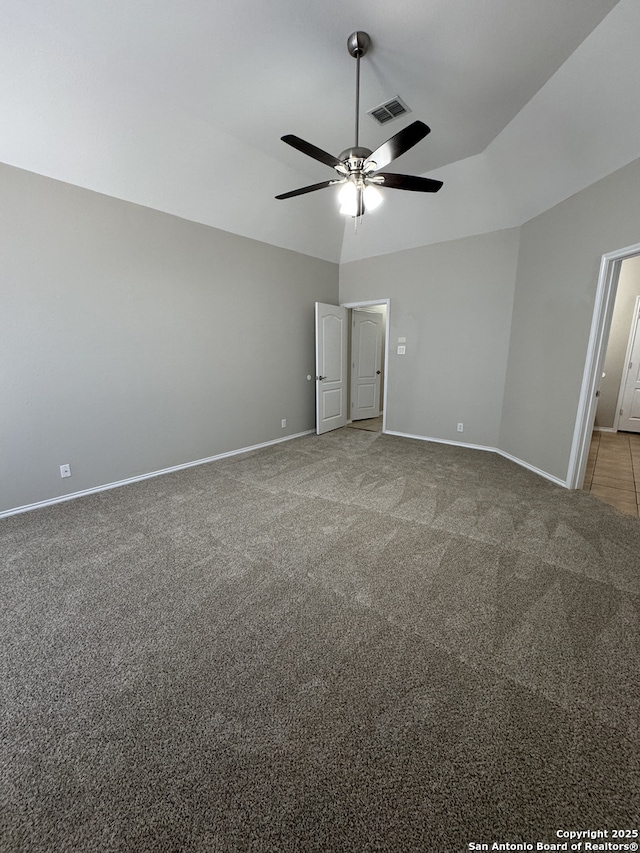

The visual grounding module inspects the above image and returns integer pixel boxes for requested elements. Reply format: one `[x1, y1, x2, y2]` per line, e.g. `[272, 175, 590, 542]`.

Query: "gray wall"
[595, 254, 640, 428]
[340, 229, 520, 448]
[1, 164, 338, 514]
[5, 152, 640, 514]
[340, 156, 640, 484]
[500, 157, 640, 480]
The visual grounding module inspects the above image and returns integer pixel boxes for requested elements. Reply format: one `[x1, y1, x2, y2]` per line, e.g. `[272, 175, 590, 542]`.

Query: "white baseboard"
[3, 426, 571, 519]
[0, 429, 315, 519]
[494, 449, 567, 488]
[385, 430, 495, 454]
[593, 426, 616, 432]
[385, 430, 568, 489]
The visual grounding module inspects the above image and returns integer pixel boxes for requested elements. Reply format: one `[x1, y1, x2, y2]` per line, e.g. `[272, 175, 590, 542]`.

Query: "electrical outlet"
[281, 419, 287, 428]
[457, 423, 464, 432]
[60, 463, 71, 478]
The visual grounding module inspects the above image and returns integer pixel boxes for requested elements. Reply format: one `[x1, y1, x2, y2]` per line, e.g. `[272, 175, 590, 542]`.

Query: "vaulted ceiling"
[2, 0, 639, 263]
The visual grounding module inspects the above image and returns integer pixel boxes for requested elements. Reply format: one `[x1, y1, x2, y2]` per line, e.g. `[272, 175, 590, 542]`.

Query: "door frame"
[568, 241, 640, 488]
[613, 293, 640, 433]
[341, 299, 390, 434]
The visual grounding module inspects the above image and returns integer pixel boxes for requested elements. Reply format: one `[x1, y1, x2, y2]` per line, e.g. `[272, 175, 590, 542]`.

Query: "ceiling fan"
[275, 31, 443, 218]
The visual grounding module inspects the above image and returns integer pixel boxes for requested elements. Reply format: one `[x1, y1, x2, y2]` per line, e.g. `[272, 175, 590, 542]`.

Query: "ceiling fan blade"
[281, 135, 343, 169]
[365, 121, 431, 171]
[376, 173, 443, 193]
[275, 180, 340, 200]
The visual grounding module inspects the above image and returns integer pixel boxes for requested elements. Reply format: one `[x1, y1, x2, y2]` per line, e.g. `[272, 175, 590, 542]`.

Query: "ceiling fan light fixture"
[363, 183, 383, 211]
[338, 180, 383, 217]
[338, 180, 359, 216]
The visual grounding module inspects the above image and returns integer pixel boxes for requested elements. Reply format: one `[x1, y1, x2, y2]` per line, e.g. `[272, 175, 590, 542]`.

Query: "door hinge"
[629, 361, 633, 370]
[620, 408, 624, 416]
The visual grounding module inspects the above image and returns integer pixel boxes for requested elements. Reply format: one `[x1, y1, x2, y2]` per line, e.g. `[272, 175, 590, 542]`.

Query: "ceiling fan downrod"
[341, 31, 373, 219]
[347, 31, 371, 149]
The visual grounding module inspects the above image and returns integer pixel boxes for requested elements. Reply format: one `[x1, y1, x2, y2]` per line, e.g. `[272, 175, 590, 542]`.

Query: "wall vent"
[368, 96, 411, 125]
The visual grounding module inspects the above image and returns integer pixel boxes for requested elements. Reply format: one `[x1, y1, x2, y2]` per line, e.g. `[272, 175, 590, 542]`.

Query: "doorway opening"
[314, 299, 390, 436]
[569, 242, 640, 492]
[342, 299, 390, 434]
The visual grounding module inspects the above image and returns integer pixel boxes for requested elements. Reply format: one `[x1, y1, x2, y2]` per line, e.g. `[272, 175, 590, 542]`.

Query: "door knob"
[317, 375, 326, 381]
[376, 370, 381, 375]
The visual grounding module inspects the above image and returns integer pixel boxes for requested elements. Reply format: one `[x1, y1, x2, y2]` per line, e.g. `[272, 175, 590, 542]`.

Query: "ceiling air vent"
[368, 96, 411, 125]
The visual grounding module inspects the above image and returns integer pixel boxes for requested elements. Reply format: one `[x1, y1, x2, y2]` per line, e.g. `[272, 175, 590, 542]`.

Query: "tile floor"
[583, 430, 640, 517]
[345, 416, 383, 432]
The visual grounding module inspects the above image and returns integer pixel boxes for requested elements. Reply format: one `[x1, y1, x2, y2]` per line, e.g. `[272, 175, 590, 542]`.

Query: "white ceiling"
[1, 0, 639, 263]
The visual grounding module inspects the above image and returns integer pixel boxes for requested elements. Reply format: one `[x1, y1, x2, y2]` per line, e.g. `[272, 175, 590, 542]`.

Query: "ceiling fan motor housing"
[338, 145, 373, 165]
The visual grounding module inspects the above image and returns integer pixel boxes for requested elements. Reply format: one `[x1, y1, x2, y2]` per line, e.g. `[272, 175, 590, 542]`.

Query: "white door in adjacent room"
[618, 297, 640, 433]
[315, 302, 348, 435]
[351, 309, 383, 420]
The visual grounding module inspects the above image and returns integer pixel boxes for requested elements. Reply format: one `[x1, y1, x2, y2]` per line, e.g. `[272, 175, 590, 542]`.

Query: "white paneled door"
[351, 309, 383, 420]
[315, 303, 348, 435]
[618, 298, 640, 433]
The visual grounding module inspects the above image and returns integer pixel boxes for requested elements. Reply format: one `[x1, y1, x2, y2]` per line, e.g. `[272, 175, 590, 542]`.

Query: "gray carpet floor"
[1, 429, 639, 852]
